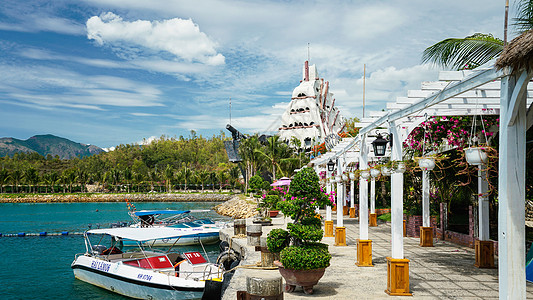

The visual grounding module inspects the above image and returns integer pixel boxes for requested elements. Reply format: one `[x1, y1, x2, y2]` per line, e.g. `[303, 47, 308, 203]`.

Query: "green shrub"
[300, 216, 321, 227]
[267, 228, 290, 253]
[287, 223, 323, 242]
[280, 243, 331, 270]
[249, 175, 264, 191]
[260, 194, 280, 210]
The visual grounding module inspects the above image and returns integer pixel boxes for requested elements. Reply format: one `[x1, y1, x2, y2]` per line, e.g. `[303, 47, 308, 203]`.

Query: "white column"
[370, 177, 376, 214]
[478, 168, 489, 241]
[422, 170, 430, 227]
[390, 122, 404, 259]
[350, 178, 355, 209]
[326, 175, 332, 221]
[498, 71, 528, 299]
[336, 159, 344, 228]
[359, 138, 369, 240]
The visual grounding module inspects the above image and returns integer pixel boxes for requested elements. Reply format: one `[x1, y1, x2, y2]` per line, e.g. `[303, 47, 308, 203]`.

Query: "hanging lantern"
[327, 159, 336, 172]
[371, 133, 389, 156]
[349, 172, 355, 180]
[360, 170, 370, 179]
[342, 174, 348, 181]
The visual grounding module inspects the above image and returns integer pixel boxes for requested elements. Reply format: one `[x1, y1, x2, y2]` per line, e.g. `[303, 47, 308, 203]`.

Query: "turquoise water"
[0, 201, 229, 300]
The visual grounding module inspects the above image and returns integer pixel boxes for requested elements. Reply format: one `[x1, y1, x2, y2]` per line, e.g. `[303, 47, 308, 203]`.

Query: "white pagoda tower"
[278, 61, 345, 149]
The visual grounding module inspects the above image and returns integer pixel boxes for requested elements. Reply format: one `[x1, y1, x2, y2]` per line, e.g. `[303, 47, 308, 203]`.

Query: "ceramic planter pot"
[274, 261, 326, 294]
[465, 147, 488, 166]
[269, 210, 279, 217]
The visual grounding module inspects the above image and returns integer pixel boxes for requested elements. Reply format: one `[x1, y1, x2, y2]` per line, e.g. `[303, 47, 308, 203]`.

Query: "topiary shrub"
[266, 167, 331, 270]
[287, 223, 323, 243]
[280, 243, 331, 270]
[267, 228, 290, 253]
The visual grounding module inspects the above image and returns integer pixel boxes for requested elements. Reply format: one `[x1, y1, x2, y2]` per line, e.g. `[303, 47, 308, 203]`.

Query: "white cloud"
[86, 12, 225, 65]
[137, 136, 158, 145]
[0, 64, 165, 110]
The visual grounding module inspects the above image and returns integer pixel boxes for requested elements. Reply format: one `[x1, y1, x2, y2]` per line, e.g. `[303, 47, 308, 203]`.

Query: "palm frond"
[513, 0, 533, 33]
[422, 33, 504, 70]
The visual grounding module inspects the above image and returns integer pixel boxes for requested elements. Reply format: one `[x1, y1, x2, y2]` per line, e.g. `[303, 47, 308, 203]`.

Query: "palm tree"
[123, 167, 133, 193]
[134, 172, 144, 192]
[422, 1, 533, 70]
[255, 135, 293, 181]
[48, 171, 59, 193]
[0, 168, 8, 193]
[62, 169, 77, 193]
[76, 168, 87, 193]
[10, 169, 22, 193]
[217, 170, 229, 192]
[198, 171, 209, 191]
[110, 169, 121, 192]
[163, 165, 174, 192]
[238, 135, 262, 191]
[147, 169, 158, 192]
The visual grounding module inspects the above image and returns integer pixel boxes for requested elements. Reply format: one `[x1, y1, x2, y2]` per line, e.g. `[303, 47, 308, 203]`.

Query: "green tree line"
[0, 131, 310, 194]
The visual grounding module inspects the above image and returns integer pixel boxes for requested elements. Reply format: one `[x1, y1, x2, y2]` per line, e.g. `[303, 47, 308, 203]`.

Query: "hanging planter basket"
[464, 147, 488, 166]
[418, 157, 435, 171]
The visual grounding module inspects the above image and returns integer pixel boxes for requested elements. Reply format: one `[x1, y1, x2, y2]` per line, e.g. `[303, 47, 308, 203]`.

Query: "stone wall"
[213, 197, 258, 219]
[0, 193, 234, 203]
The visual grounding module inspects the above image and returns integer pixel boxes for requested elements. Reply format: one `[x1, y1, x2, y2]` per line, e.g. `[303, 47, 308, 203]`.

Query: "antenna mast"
[362, 64, 366, 118]
[229, 97, 232, 125]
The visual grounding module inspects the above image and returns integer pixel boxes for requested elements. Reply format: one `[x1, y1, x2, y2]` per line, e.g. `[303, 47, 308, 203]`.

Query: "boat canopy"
[87, 227, 201, 242]
[133, 210, 190, 216]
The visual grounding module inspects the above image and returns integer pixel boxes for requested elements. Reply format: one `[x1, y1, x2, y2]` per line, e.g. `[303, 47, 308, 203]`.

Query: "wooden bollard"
[247, 224, 262, 248]
[237, 272, 283, 300]
[260, 236, 280, 267]
[234, 219, 246, 235]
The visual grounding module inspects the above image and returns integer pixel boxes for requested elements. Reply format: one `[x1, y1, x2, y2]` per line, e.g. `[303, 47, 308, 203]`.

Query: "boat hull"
[72, 256, 204, 300]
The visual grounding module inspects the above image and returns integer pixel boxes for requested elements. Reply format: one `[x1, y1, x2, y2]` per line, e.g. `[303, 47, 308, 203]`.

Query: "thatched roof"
[496, 30, 533, 74]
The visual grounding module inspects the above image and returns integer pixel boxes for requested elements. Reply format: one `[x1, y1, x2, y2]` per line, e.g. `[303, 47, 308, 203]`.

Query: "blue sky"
[0, 0, 508, 149]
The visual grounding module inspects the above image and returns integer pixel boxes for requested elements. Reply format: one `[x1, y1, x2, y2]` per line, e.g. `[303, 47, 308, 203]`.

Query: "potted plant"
[268, 167, 331, 294]
[261, 193, 281, 217]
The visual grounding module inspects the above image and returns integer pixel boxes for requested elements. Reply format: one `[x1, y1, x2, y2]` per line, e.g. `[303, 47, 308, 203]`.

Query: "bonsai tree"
[267, 167, 331, 268]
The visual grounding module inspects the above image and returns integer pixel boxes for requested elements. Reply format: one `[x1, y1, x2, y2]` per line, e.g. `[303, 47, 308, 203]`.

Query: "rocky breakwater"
[0, 193, 234, 203]
[214, 197, 258, 219]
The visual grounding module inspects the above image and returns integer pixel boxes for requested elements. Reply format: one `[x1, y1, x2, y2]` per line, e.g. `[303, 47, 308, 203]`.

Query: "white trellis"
[310, 59, 533, 299]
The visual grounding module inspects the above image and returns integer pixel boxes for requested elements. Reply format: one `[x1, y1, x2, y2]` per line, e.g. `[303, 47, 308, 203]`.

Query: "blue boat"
[125, 210, 228, 246]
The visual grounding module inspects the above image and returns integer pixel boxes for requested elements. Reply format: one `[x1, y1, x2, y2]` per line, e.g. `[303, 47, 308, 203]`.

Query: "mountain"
[0, 134, 105, 159]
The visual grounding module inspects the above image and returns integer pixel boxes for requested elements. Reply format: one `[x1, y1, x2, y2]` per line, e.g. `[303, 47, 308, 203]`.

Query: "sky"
[0, 0, 511, 149]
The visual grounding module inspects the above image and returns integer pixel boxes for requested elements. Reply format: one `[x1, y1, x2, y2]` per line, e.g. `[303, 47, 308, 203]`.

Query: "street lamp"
[371, 133, 392, 156]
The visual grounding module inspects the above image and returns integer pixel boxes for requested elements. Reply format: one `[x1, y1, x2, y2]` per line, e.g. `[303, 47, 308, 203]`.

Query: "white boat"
[127, 210, 226, 246]
[71, 227, 223, 300]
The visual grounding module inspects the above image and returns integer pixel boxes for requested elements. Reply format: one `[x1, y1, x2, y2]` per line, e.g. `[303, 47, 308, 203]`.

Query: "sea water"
[0, 201, 229, 300]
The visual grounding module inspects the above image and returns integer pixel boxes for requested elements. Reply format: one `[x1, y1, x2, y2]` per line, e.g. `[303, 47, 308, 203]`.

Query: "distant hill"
[0, 134, 105, 159]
